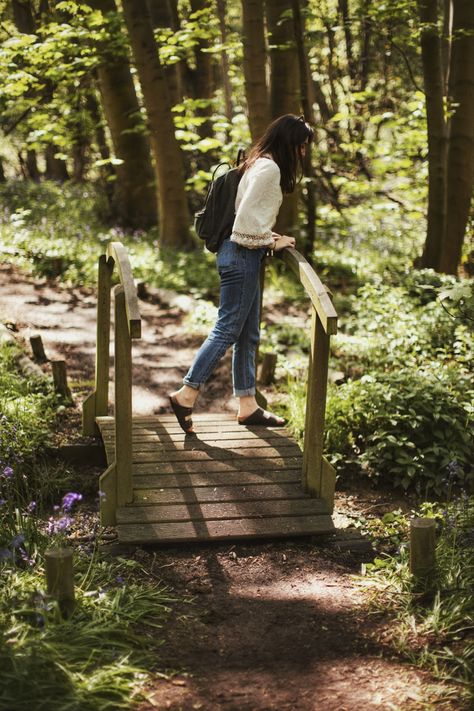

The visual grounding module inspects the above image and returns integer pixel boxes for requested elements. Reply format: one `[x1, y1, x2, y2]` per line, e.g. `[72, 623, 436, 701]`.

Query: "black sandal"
[238, 407, 285, 427]
[169, 395, 195, 433]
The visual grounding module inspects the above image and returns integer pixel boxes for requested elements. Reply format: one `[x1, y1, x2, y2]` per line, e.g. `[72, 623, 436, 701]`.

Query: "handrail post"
[82, 254, 112, 436]
[114, 285, 133, 506]
[302, 306, 336, 511]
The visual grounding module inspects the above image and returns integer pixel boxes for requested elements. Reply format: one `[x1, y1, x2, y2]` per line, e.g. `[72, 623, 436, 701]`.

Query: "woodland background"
[0, 1, 473, 708]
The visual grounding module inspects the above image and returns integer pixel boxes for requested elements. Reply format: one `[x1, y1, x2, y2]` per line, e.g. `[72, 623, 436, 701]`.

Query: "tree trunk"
[86, 0, 157, 227]
[241, 0, 270, 142]
[147, 0, 184, 108]
[441, 0, 474, 273]
[292, 0, 316, 259]
[417, 0, 448, 270]
[122, 0, 192, 249]
[189, 0, 215, 139]
[45, 145, 69, 182]
[26, 150, 41, 181]
[338, 0, 356, 81]
[267, 0, 301, 235]
[359, 0, 372, 91]
[217, 0, 233, 123]
[86, 88, 115, 208]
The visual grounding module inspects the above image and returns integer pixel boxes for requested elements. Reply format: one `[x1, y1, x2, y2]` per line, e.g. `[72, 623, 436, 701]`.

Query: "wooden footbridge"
[82, 242, 338, 544]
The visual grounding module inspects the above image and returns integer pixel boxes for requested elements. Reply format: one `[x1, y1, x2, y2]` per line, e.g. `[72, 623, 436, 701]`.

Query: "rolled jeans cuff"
[233, 386, 256, 397]
[182, 377, 200, 391]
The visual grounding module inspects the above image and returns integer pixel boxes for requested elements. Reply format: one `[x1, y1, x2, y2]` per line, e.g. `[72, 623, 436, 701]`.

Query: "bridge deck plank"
[96, 415, 334, 543]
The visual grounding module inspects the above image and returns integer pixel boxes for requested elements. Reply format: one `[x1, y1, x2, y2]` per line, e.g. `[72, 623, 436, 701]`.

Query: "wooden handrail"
[106, 242, 141, 339]
[279, 248, 337, 335]
[273, 247, 338, 512]
[82, 243, 140, 524]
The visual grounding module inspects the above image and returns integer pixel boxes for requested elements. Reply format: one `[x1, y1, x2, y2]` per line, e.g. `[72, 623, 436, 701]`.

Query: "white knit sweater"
[230, 157, 283, 248]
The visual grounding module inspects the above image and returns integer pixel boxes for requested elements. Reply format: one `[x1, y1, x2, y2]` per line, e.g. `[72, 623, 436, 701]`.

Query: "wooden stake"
[136, 281, 148, 300]
[259, 352, 277, 385]
[410, 517, 436, 589]
[45, 547, 75, 617]
[52, 360, 73, 401]
[30, 334, 47, 362]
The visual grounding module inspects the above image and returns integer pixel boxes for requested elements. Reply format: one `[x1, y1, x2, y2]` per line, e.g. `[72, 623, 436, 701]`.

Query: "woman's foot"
[169, 386, 198, 434]
[238, 407, 285, 427]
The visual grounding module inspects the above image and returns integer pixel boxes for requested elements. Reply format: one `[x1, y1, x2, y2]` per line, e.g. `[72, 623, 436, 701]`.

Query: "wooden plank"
[133, 470, 301, 489]
[108, 447, 302, 463]
[279, 249, 338, 335]
[101, 428, 294, 441]
[117, 514, 334, 543]
[99, 422, 292, 439]
[101, 438, 301, 452]
[132, 482, 313, 505]
[114, 286, 133, 506]
[117, 498, 328, 524]
[303, 308, 330, 498]
[106, 242, 141, 338]
[132, 459, 302, 475]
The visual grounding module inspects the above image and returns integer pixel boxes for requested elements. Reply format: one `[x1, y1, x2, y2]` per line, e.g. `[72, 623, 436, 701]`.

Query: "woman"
[169, 114, 314, 433]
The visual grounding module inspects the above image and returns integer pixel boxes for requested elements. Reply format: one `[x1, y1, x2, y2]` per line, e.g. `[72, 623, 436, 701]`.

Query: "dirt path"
[0, 263, 465, 710]
[133, 540, 458, 711]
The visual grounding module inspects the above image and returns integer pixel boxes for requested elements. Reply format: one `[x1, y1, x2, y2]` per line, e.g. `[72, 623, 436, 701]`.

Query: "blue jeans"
[183, 239, 267, 396]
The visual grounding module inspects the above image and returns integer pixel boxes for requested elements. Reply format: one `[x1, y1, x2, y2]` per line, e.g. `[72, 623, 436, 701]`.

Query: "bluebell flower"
[61, 492, 82, 512]
[27, 501, 37, 513]
[0, 548, 12, 561]
[2, 466, 13, 478]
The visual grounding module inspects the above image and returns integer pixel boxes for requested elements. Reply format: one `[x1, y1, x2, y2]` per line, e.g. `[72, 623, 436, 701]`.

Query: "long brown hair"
[239, 114, 314, 194]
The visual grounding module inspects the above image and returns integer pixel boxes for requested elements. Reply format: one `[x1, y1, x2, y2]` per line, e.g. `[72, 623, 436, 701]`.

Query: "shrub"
[325, 366, 473, 494]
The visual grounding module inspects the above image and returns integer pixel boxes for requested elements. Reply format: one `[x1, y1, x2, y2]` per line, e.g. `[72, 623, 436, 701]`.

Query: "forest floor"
[0, 261, 467, 711]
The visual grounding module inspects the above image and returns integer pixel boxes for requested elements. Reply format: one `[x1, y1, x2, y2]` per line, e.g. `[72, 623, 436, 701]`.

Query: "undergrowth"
[0, 340, 178, 710]
[0, 551, 176, 711]
[359, 497, 474, 704]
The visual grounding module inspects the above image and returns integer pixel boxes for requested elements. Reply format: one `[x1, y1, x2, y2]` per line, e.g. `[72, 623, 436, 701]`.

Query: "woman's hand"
[272, 233, 296, 251]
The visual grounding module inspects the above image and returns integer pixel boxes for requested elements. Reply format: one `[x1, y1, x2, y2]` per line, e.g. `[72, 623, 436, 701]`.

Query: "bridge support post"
[302, 307, 336, 512]
[114, 285, 133, 506]
[82, 255, 112, 436]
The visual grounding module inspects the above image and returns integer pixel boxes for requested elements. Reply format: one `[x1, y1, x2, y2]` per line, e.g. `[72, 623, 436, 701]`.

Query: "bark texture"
[267, 0, 300, 234]
[87, 0, 157, 227]
[241, 0, 270, 142]
[122, 0, 192, 248]
[441, 0, 474, 273]
[417, 0, 448, 270]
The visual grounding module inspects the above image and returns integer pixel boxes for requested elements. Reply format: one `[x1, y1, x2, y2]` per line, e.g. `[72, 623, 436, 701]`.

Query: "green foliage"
[277, 256, 473, 495]
[360, 497, 474, 699]
[0, 181, 219, 297]
[0, 551, 175, 711]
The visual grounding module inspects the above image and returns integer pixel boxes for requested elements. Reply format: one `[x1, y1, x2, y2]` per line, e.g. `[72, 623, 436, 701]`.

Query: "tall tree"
[267, 0, 301, 234]
[122, 0, 192, 249]
[417, 0, 448, 270]
[147, 0, 184, 108]
[441, 0, 474, 273]
[87, 0, 157, 228]
[292, 0, 316, 258]
[241, 0, 270, 142]
[188, 0, 216, 139]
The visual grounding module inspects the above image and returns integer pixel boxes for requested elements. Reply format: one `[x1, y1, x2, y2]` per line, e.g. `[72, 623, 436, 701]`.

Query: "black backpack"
[194, 153, 244, 253]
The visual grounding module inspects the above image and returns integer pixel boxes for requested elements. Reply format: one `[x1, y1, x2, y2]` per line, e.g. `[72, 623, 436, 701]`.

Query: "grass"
[0, 338, 181, 710]
[359, 497, 474, 704]
[0, 551, 177, 711]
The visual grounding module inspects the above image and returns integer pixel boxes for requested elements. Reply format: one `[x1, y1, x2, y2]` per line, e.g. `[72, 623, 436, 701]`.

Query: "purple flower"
[27, 501, 37, 513]
[47, 515, 73, 535]
[56, 516, 73, 532]
[0, 499, 6, 507]
[0, 548, 12, 561]
[61, 492, 82, 512]
[2, 466, 13, 478]
[116, 575, 125, 585]
[10, 534, 25, 548]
